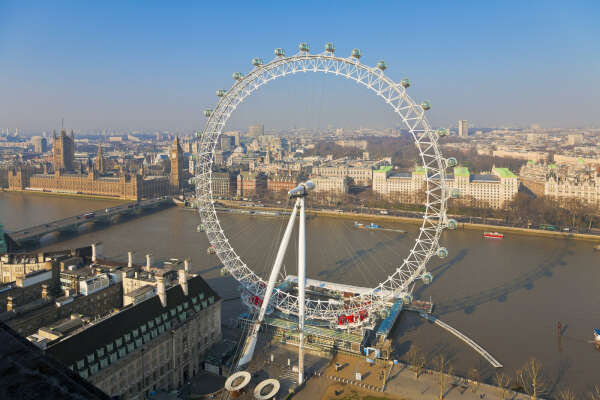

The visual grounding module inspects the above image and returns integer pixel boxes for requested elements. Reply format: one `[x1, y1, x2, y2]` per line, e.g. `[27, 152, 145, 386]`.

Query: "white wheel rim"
[195, 49, 449, 322]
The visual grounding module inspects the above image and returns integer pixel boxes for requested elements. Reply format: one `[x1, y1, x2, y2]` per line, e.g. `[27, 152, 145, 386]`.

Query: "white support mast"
[237, 197, 300, 368]
[297, 196, 306, 385]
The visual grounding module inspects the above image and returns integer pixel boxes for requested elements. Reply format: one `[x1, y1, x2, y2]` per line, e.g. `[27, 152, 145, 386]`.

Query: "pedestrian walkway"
[420, 313, 502, 368]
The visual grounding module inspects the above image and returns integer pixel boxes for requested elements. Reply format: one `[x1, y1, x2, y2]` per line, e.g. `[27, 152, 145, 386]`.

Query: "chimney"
[128, 251, 134, 268]
[7, 296, 14, 312]
[146, 254, 152, 271]
[91, 243, 97, 262]
[156, 276, 167, 307]
[178, 269, 188, 296]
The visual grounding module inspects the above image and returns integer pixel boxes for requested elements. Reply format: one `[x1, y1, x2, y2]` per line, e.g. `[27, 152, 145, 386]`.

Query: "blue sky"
[0, 1, 598, 133]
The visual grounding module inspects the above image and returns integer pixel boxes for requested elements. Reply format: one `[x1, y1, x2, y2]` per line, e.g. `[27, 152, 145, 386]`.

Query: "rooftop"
[471, 174, 500, 183]
[46, 274, 220, 369]
[413, 166, 427, 175]
[494, 167, 517, 178]
[0, 321, 110, 399]
[374, 165, 393, 173]
[454, 166, 470, 177]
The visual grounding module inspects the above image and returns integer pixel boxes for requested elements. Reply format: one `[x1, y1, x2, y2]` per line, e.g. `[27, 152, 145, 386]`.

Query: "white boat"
[594, 329, 600, 342]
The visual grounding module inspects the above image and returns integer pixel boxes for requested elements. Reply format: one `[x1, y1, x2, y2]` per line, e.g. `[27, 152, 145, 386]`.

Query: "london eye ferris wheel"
[194, 44, 458, 368]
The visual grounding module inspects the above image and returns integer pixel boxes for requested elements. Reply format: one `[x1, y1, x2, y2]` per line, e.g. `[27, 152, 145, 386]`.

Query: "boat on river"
[594, 329, 600, 342]
[593, 244, 600, 251]
[484, 232, 504, 239]
[354, 221, 380, 230]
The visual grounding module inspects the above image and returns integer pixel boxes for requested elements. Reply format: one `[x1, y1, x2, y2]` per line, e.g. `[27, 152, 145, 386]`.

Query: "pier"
[6, 197, 174, 250]
[419, 313, 503, 368]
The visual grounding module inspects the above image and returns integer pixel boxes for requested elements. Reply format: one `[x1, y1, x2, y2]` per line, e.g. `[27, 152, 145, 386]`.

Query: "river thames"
[2, 192, 599, 396]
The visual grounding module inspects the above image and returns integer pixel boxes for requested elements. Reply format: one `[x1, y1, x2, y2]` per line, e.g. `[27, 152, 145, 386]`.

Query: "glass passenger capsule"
[325, 43, 335, 53]
[203, 109, 212, 118]
[401, 78, 410, 88]
[216, 89, 226, 98]
[446, 218, 458, 230]
[421, 272, 433, 285]
[437, 247, 448, 259]
[351, 48, 361, 59]
[376, 60, 387, 71]
[447, 157, 458, 168]
[274, 48, 285, 57]
[232, 72, 243, 81]
[298, 42, 310, 52]
[450, 188, 460, 199]
[421, 101, 432, 111]
[252, 58, 263, 67]
[402, 293, 413, 305]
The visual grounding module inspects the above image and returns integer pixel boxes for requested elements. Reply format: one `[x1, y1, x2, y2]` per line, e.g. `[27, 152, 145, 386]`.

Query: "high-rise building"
[170, 137, 184, 194]
[52, 130, 75, 172]
[458, 120, 469, 137]
[248, 124, 264, 138]
[31, 136, 47, 153]
[220, 135, 235, 151]
[224, 131, 241, 146]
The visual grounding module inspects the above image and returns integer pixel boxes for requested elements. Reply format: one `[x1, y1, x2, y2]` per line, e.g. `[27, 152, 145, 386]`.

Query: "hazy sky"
[0, 1, 598, 133]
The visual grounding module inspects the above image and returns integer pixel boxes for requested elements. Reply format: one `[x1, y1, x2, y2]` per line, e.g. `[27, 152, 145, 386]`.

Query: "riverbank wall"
[209, 200, 600, 243]
[1, 188, 129, 202]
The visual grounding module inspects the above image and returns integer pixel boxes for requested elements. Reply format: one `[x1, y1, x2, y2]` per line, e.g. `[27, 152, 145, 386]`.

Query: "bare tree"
[434, 355, 454, 400]
[517, 358, 546, 400]
[591, 385, 600, 400]
[558, 389, 576, 400]
[467, 368, 480, 393]
[407, 345, 426, 379]
[494, 372, 511, 400]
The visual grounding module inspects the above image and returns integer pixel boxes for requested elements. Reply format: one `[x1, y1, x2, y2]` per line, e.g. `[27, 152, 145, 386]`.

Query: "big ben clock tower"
[170, 137, 184, 194]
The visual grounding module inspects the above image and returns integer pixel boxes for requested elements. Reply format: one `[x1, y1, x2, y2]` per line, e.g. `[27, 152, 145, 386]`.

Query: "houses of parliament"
[8, 130, 184, 200]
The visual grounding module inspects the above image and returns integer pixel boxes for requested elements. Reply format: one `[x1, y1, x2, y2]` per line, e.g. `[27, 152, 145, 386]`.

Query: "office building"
[458, 120, 468, 137]
[248, 124, 264, 138]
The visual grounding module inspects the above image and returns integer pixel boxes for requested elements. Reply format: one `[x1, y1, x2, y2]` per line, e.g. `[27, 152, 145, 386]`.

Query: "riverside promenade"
[299, 361, 532, 400]
[214, 199, 600, 243]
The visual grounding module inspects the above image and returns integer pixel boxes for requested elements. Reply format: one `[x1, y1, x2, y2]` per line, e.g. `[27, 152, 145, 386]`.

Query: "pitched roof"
[453, 166, 470, 177]
[0, 321, 110, 399]
[493, 167, 517, 178]
[46, 275, 219, 369]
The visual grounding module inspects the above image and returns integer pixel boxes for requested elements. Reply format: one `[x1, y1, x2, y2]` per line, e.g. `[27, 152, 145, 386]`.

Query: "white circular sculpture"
[195, 44, 451, 324]
[253, 378, 280, 400]
[224, 371, 251, 392]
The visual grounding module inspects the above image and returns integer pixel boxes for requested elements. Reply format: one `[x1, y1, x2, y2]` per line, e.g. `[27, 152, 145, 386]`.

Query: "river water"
[1, 192, 599, 396]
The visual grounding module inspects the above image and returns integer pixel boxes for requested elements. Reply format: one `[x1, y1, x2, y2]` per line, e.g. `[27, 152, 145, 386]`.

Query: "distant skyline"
[1, 1, 598, 133]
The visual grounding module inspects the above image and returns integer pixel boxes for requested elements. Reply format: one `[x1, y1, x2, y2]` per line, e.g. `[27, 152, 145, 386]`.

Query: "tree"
[467, 368, 480, 393]
[494, 372, 511, 400]
[517, 358, 546, 400]
[591, 385, 600, 400]
[434, 355, 454, 400]
[406, 345, 426, 379]
[558, 389, 576, 400]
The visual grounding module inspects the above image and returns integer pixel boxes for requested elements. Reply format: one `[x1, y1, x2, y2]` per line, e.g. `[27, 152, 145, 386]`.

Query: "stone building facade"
[45, 274, 221, 399]
[373, 166, 518, 209]
[52, 129, 75, 172]
[236, 171, 266, 198]
[267, 175, 297, 193]
[8, 133, 183, 200]
[210, 172, 236, 197]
